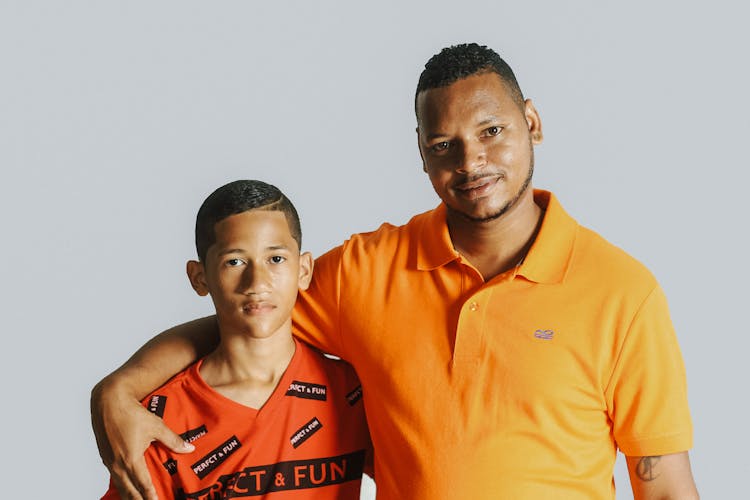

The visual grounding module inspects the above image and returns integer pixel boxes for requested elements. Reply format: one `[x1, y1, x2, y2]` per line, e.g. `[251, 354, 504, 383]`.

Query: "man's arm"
[91, 316, 220, 500]
[626, 452, 699, 500]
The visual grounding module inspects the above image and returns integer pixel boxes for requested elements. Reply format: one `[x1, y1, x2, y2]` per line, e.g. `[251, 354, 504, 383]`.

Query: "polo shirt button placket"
[452, 294, 486, 370]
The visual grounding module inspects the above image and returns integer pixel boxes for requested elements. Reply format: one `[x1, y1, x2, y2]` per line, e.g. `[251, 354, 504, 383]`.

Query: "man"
[92, 43, 698, 499]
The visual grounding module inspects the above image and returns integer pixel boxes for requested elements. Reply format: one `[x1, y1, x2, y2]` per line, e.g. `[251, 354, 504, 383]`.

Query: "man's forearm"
[98, 315, 220, 399]
[626, 452, 699, 500]
[91, 316, 220, 499]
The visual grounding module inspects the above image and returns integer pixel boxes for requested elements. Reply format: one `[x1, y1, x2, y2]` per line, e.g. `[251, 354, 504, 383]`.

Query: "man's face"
[416, 72, 542, 222]
[188, 209, 312, 340]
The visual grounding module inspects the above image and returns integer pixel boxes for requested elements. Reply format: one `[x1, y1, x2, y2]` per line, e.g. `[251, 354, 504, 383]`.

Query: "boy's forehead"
[212, 209, 297, 247]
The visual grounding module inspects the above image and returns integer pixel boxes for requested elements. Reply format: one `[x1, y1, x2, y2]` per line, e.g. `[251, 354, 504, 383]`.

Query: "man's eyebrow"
[477, 116, 500, 126]
[425, 132, 448, 141]
[424, 116, 503, 140]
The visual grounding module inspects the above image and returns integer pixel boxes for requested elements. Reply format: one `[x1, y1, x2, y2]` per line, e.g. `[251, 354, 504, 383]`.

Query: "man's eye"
[270, 256, 286, 264]
[431, 141, 450, 153]
[486, 126, 502, 136]
[226, 258, 245, 267]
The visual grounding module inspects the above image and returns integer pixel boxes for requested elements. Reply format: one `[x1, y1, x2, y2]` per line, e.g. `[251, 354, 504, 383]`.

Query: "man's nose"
[455, 140, 486, 174]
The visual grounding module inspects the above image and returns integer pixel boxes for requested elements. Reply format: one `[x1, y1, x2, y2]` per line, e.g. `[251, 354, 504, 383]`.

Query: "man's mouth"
[454, 175, 502, 199]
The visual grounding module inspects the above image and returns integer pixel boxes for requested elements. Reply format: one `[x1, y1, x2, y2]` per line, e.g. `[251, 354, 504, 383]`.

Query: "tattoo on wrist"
[636, 456, 662, 482]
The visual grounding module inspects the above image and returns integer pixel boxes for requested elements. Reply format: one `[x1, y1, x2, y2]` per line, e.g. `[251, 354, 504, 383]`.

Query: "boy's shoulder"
[288, 340, 363, 402]
[295, 340, 358, 376]
[138, 361, 203, 418]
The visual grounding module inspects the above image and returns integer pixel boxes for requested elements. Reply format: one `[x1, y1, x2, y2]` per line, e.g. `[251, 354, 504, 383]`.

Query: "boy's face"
[187, 209, 312, 340]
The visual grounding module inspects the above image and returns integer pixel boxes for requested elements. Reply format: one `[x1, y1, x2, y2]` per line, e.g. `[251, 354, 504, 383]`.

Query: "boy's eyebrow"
[216, 244, 291, 256]
[217, 248, 246, 256]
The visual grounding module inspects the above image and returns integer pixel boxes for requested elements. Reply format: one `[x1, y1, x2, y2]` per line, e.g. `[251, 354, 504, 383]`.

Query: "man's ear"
[297, 252, 314, 291]
[186, 260, 209, 296]
[524, 98, 544, 145]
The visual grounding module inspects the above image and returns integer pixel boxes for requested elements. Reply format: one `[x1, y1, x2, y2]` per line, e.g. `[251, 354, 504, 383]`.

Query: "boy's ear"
[297, 252, 314, 291]
[186, 260, 209, 296]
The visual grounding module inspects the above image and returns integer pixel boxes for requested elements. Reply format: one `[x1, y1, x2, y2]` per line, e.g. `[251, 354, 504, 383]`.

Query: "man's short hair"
[195, 180, 302, 262]
[415, 43, 525, 114]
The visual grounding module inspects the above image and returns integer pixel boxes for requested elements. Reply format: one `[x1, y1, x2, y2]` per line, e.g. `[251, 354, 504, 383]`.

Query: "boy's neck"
[199, 328, 296, 410]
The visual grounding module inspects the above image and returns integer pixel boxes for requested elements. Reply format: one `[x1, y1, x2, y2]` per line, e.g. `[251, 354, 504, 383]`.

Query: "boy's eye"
[226, 258, 245, 267]
[270, 256, 286, 264]
[485, 126, 502, 136]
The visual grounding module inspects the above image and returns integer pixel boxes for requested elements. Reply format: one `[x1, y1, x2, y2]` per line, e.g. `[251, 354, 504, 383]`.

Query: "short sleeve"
[605, 285, 693, 456]
[292, 244, 345, 357]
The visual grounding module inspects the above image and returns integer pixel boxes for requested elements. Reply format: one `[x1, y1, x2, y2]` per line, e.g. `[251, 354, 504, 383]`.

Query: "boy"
[102, 180, 370, 499]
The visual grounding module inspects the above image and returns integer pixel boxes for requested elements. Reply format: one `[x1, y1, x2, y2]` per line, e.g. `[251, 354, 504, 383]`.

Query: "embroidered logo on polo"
[163, 458, 178, 476]
[147, 395, 167, 417]
[285, 380, 327, 401]
[180, 424, 208, 444]
[290, 417, 322, 449]
[191, 435, 242, 479]
[533, 329, 555, 340]
[180, 450, 366, 498]
[346, 385, 362, 406]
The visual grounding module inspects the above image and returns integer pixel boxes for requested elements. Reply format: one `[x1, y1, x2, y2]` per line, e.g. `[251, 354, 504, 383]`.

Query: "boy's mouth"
[242, 301, 275, 314]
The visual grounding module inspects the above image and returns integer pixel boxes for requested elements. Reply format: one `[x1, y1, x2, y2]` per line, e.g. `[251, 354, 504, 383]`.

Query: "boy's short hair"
[195, 180, 302, 262]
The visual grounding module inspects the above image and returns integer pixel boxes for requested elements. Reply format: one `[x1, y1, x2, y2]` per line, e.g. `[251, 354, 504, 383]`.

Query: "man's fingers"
[128, 455, 159, 500]
[152, 420, 195, 454]
[92, 381, 191, 498]
[110, 462, 145, 500]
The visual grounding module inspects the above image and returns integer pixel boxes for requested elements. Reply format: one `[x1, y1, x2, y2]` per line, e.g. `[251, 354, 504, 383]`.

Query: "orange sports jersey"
[293, 190, 693, 499]
[102, 339, 370, 500]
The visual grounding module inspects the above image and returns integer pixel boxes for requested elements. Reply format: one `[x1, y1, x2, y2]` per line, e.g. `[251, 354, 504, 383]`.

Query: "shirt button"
[469, 302, 479, 311]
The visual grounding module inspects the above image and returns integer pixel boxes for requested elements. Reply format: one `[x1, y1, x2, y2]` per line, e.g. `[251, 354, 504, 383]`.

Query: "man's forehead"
[416, 73, 515, 125]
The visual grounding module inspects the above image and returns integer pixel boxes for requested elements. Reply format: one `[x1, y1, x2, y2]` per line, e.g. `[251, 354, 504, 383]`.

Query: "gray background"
[1, 1, 746, 498]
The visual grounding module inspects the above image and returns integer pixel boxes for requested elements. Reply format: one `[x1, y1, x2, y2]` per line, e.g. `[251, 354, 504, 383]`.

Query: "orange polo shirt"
[292, 190, 692, 499]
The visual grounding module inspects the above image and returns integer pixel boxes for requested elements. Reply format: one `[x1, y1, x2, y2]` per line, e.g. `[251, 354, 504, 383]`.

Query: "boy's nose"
[240, 265, 272, 294]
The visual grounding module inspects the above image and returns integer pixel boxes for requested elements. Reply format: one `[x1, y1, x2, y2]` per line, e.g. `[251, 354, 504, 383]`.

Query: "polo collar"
[415, 190, 577, 284]
[518, 190, 577, 284]
[416, 203, 460, 271]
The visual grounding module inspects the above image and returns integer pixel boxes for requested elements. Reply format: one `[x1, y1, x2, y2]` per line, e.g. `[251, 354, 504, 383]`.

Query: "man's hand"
[90, 317, 219, 498]
[91, 378, 194, 500]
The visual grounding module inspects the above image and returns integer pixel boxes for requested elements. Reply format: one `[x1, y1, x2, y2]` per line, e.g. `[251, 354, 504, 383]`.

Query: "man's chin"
[446, 170, 534, 224]
[447, 203, 510, 223]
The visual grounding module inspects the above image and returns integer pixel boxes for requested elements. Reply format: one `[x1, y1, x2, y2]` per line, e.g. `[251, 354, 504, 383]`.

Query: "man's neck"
[447, 190, 544, 281]
[200, 327, 296, 410]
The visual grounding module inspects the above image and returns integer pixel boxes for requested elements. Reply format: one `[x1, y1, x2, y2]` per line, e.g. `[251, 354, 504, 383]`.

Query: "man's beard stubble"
[448, 149, 535, 224]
